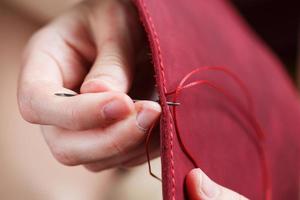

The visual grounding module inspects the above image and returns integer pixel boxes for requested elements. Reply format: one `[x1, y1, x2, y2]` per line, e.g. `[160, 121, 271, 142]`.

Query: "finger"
[42, 101, 161, 166]
[20, 83, 134, 130]
[84, 139, 160, 172]
[84, 127, 160, 172]
[186, 169, 249, 200]
[120, 124, 161, 168]
[119, 146, 160, 168]
[20, 10, 95, 91]
[80, 0, 142, 93]
[18, 10, 114, 129]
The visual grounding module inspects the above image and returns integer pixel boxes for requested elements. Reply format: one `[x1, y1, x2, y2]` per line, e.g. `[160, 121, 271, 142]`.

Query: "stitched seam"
[139, 2, 167, 94]
[137, 0, 176, 199]
[168, 113, 176, 200]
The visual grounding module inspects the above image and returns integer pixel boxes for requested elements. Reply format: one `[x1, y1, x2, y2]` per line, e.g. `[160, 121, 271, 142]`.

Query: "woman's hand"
[17, 0, 161, 171]
[186, 169, 249, 200]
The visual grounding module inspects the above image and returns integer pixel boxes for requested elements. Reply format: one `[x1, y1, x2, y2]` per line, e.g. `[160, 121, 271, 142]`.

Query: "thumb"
[81, 0, 141, 93]
[186, 168, 249, 200]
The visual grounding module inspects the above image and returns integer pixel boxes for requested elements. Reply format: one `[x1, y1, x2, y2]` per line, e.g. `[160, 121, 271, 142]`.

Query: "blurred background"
[0, 0, 298, 199]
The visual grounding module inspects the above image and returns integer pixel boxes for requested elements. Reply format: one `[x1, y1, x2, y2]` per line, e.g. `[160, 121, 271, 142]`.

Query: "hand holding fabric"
[17, 0, 161, 171]
[186, 169, 249, 200]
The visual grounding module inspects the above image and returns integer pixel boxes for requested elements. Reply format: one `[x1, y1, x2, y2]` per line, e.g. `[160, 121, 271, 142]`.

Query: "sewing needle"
[54, 93, 180, 106]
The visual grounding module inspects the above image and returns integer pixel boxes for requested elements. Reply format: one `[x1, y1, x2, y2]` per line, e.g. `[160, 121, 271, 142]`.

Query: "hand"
[186, 169, 249, 200]
[17, 0, 161, 171]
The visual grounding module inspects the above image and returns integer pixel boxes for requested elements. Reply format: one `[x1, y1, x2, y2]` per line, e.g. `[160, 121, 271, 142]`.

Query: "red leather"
[134, 0, 300, 199]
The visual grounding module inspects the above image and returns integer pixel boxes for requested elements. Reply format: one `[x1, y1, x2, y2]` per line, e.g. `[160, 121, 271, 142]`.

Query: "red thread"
[145, 121, 161, 181]
[146, 66, 272, 200]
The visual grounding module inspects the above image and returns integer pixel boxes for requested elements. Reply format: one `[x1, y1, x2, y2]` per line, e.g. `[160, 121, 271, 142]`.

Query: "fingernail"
[197, 169, 220, 198]
[136, 104, 160, 132]
[103, 99, 130, 121]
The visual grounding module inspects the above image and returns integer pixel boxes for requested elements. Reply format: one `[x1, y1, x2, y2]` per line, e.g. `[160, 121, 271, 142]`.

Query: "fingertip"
[135, 100, 162, 114]
[186, 168, 221, 200]
[134, 100, 161, 132]
[101, 92, 135, 122]
[115, 92, 135, 111]
[186, 168, 202, 194]
[189, 168, 203, 176]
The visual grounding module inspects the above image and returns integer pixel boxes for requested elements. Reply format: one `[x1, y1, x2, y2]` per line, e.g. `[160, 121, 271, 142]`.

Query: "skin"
[17, 0, 249, 198]
[0, 4, 116, 200]
[18, 0, 161, 171]
[186, 169, 248, 200]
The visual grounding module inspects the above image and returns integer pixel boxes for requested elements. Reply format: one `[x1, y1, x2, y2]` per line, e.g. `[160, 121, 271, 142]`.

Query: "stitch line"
[137, 0, 176, 199]
[139, 4, 167, 93]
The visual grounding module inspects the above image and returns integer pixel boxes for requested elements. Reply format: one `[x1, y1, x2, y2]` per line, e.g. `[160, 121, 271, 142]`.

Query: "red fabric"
[134, 0, 300, 199]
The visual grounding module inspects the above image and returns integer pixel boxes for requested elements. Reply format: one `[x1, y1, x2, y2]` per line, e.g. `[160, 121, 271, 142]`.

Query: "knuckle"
[88, 54, 129, 91]
[89, 69, 123, 86]
[102, 53, 124, 67]
[97, 52, 125, 73]
[110, 139, 124, 156]
[66, 105, 85, 131]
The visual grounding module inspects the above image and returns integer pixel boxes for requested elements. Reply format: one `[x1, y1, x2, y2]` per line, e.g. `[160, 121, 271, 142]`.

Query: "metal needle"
[54, 93, 180, 106]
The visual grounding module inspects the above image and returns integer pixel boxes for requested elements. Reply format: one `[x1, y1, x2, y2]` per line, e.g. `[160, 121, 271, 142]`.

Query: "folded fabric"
[134, 0, 300, 199]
